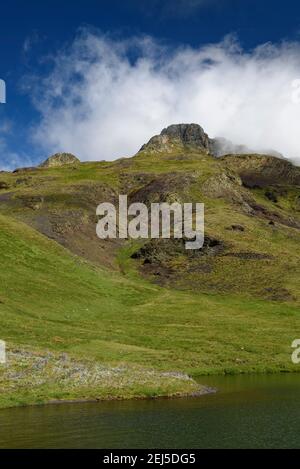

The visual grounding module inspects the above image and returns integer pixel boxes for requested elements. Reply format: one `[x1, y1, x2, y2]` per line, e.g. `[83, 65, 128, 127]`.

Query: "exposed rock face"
[201, 171, 248, 207]
[130, 172, 195, 205]
[40, 153, 80, 168]
[161, 124, 210, 149]
[221, 154, 300, 187]
[140, 124, 211, 153]
[140, 123, 285, 159]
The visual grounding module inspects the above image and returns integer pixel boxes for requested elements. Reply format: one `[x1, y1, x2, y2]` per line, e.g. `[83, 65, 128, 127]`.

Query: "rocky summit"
[140, 123, 211, 153]
[140, 123, 285, 159]
[39, 152, 80, 168]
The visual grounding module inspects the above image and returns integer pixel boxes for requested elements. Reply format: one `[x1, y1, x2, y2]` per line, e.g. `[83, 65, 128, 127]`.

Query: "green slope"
[0, 140, 300, 407]
[0, 212, 299, 408]
[0, 214, 205, 407]
[0, 149, 299, 301]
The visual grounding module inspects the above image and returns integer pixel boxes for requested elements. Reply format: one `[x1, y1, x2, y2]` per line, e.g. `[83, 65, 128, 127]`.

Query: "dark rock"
[131, 236, 225, 266]
[228, 224, 245, 232]
[265, 190, 278, 203]
[0, 181, 9, 190]
[139, 123, 210, 153]
[161, 124, 210, 149]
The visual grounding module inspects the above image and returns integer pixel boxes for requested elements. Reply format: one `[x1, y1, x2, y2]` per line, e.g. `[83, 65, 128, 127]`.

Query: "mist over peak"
[139, 123, 286, 159]
[24, 31, 300, 165]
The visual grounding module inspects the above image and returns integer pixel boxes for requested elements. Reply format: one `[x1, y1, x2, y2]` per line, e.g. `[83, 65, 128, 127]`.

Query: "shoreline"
[38, 385, 217, 407]
[2, 369, 300, 411]
[1, 348, 299, 411]
[0, 385, 217, 411]
[3, 369, 300, 411]
[0, 348, 217, 410]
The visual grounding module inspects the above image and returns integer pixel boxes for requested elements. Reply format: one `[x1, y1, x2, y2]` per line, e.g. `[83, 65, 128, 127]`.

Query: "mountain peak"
[39, 152, 80, 168]
[161, 123, 210, 147]
[139, 123, 211, 154]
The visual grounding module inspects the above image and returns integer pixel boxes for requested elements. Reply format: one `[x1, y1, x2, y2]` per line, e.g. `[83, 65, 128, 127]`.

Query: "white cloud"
[30, 31, 300, 164]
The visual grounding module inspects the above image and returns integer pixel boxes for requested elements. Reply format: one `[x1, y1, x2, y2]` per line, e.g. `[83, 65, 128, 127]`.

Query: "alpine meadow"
[0, 123, 299, 409]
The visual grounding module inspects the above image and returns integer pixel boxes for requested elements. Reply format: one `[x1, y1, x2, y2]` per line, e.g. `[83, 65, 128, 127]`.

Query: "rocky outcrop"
[40, 153, 80, 168]
[221, 154, 300, 187]
[140, 123, 286, 160]
[139, 124, 211, 154]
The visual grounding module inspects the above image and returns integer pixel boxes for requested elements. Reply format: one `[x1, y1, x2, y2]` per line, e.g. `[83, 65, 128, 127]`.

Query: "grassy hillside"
[0, 149, 299, 299]
[0, 142, 299, 407]
[0, 214, 205, 407]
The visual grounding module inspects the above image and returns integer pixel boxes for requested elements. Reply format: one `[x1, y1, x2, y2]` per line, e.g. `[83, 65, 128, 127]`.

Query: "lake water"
[0, 374, 299, 448]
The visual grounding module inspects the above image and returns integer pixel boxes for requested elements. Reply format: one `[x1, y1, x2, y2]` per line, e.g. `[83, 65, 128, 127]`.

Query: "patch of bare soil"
[129, 173, 196, 205]
[249, 202, 300, 229]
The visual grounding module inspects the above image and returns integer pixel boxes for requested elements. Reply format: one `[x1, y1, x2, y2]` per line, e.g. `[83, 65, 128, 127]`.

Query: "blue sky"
[1, 0, 300, 169]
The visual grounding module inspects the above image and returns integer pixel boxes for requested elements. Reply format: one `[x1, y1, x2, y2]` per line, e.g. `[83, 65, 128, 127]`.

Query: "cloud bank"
[30, 31, 300, 164]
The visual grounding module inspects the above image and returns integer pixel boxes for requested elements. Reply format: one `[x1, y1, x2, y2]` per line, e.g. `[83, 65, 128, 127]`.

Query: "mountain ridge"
[139, 123, 288, 160]
[0, 124, 299, 300]
[0, 122, 299, 407]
